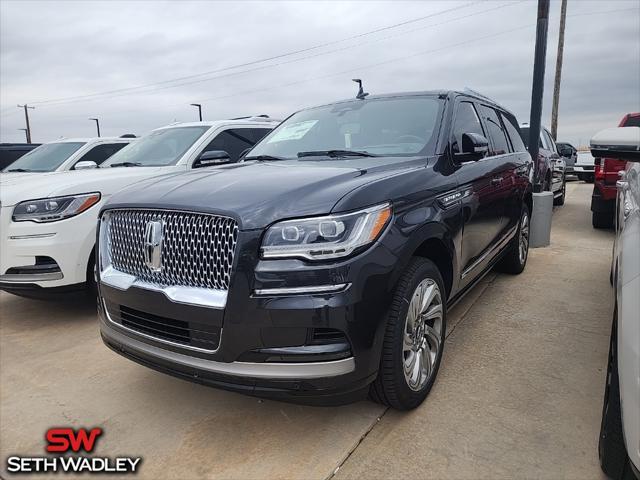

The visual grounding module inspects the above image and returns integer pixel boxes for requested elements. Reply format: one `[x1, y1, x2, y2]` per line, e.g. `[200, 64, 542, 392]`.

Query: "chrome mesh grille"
[106, 209, 238, 290]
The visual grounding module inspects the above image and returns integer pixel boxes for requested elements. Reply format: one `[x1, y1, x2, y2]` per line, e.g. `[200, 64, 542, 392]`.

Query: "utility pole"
[190, 103, 203, 121]
[528, 0, 553, 249]
[18, 128, 28, 142]
[528, 0, 550, 193]
[551, 0, 567, 140]
[17, 104, 34, 143]
[89, 118, 101, 137]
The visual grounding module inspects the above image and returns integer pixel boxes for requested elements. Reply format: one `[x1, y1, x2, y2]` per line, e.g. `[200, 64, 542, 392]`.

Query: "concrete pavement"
[0, 182, 614, 479]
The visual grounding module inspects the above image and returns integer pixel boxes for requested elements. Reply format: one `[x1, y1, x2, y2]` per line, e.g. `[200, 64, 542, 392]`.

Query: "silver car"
[593, 127, 640, 480]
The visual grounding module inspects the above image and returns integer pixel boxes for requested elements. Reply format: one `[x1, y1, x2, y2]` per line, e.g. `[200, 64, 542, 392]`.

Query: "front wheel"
[370, 258, 447, 410]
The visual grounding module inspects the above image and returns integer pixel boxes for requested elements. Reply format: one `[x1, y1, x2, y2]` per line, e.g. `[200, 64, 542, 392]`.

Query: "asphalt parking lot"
[0, 182, 615, 479]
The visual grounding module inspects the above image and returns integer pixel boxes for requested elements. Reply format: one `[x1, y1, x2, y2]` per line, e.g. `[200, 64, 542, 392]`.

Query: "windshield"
[248, 96, 443, 159]
[3, 142, 85, 172]
[102, 126, 209, 167]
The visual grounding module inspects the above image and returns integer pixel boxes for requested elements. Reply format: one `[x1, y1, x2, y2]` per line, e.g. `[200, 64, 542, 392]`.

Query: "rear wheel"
[586, 173, 595, 183]
[370, 258, 447, 410]
[496, 204, 530, 274]
[593, 211, 613, 229]
[554, 175, 566, 206]
[599, 312, 637, 480]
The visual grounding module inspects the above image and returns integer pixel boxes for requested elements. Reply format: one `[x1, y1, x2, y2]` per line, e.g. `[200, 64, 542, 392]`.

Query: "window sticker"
[267, 120, 318, 143]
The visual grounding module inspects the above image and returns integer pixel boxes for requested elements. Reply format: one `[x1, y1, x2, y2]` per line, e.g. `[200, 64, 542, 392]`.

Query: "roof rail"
[462, 87, 497, 104]
[230, 114, 280, 123]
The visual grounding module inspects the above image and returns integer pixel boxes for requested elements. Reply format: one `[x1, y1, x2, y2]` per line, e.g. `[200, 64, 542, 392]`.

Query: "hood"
[104, 157, 430, 230]
[0, 166, 178, 207]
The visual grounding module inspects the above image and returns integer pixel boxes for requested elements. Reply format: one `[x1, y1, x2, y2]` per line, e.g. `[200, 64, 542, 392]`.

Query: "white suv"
[1, 136, 135, 177]
[0, 117, 278, 298]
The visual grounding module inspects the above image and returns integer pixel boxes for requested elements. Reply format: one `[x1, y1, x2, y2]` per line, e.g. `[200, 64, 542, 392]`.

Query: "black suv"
[97, 91, 533, 410]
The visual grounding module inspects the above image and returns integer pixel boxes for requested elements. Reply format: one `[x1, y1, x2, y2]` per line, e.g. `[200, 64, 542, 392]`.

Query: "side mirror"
[194, 150, 232, 168]
[74, 160, 98, 170]
[590, 127, 640, 162]
[456, 133, 489, 161]
[558, 147, 572, 158]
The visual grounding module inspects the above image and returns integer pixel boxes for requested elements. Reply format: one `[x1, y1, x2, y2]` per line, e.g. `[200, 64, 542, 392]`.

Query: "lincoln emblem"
[143, 219, 163, 271]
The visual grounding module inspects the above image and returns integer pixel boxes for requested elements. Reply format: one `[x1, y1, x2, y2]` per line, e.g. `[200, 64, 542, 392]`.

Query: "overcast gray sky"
[1, 0, 638, 147]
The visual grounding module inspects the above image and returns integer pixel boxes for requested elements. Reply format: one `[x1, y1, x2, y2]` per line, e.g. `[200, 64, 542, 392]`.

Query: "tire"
[496, 204, 530, 274]
[554, 176, 566, 206]
[543, 173, 552, 192]
[586, 174, 595, 183]
[370, 257, 447, 410]
[576, 173, 584, 182]
[593, 211, 613, 229]
[599, 312, 637, 480]
[85, 251, 97, 297]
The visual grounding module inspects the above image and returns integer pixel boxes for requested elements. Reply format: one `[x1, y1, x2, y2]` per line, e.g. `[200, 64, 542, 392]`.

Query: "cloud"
[1, 0, 638, 146]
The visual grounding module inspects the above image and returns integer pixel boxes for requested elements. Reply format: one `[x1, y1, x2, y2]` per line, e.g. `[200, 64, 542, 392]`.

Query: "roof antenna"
[352, 79, 369, 100]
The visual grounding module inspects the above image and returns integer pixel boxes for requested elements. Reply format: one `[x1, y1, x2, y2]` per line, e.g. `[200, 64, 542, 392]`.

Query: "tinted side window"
[479, 106, 510, 156]
[451, 101, 485, 155]
[501, 113, 527, 152]
[74, 143, 127, 167]
[542, 129, 556, 152]
[246, 128, 271, 144]
[202, 129, 261, 162]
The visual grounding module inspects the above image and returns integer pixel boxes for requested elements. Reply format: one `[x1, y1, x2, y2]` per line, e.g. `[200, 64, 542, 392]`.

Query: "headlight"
[12, 192, 101, 223]
[261, 203, 392, 260]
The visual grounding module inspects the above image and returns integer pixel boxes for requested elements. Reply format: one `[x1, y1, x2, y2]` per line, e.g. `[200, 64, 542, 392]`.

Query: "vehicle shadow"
[0, 291, 98, 329]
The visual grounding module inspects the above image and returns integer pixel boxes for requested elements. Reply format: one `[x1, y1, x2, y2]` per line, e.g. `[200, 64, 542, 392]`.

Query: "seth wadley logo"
[5, 427, 142, 474]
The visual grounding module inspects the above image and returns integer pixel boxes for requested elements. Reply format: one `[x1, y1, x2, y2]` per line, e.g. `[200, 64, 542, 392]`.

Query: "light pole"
[190, 103, 203, 121]
[89, 118, 101, 137]
[17, 104, 34, 143]
[18, 128, 28, 142]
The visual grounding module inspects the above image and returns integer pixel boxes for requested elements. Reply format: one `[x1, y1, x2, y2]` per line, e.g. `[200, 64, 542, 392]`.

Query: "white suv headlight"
[12, 192, 101, 223]
[261, 203, 392, 261]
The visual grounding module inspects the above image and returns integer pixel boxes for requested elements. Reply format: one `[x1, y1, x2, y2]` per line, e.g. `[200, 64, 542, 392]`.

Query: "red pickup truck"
[592, 113, 640, 229]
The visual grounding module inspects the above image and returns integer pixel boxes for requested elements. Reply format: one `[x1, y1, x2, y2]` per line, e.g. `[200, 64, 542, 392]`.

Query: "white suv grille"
[105, 209, 238, 290]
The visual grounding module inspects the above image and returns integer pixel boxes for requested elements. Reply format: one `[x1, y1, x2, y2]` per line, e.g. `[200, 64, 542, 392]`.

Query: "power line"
[27, 1, 481, 107]
[193, 6, 638, 105]
[32, 1, 523, 109]
[1, 5, 634, 125]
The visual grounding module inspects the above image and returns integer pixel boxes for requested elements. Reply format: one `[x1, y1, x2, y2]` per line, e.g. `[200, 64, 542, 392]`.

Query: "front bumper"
[0, 205, 98, 291]
[573, 165, 595, 174]
[98, 230, 400, 402]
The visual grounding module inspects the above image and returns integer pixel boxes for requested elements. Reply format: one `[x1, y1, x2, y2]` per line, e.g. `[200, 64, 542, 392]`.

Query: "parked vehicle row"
[0, 117, 278, 298]
[519, 123, 567, 205]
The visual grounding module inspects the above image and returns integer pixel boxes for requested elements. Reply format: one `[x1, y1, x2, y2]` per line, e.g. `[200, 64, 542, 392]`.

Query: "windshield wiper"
[297, 149, 377, 158]
[244, 155, 287, 161]
[5, 168, 32, 172]
[109, 162, 142, 168]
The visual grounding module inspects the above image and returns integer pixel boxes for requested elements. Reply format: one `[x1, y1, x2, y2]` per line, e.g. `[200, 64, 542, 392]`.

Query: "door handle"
[616, 180, 629, 190]
[491, 177, 503, 185]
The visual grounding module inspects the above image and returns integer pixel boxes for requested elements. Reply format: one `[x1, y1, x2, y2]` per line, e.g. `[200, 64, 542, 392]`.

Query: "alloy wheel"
[519, 211, 530, 265]
[402, 278, 443, 391]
